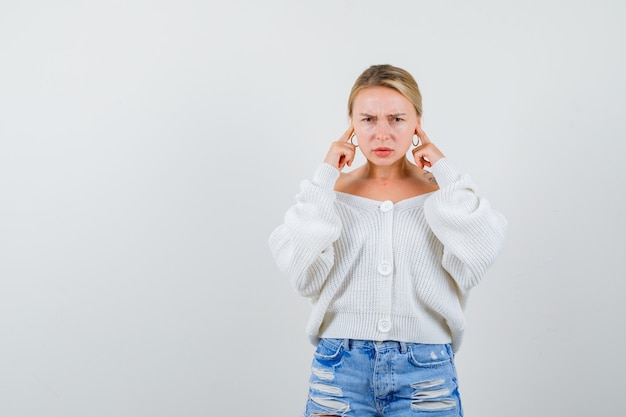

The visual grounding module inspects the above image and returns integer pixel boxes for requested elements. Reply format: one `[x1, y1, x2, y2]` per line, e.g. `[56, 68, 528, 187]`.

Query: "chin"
[367, 156, 405, 166]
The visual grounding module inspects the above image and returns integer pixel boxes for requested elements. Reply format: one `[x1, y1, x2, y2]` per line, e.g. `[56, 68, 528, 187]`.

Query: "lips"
[373, 147, 393, 157]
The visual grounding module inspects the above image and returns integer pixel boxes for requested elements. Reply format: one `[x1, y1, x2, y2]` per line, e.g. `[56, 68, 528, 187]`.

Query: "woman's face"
[351, 86, 419, 166]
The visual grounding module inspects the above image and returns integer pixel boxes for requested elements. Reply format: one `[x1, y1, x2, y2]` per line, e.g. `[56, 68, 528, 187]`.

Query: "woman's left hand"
[411, 126, 445, 169]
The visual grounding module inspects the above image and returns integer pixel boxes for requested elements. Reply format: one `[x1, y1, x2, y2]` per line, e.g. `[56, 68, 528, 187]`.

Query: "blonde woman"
[269, 64, 507, 417]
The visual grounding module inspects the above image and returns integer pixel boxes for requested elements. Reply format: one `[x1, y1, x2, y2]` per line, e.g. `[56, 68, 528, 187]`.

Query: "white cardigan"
[269, 158, 507, 352]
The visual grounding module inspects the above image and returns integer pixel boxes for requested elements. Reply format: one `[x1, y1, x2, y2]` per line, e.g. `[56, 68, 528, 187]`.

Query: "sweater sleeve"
[423, 158, 508, 289]
[268, 163, 342, 298]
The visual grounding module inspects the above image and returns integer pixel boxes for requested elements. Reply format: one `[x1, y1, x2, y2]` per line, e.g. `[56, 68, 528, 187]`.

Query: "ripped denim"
[303, 339, 463, 417]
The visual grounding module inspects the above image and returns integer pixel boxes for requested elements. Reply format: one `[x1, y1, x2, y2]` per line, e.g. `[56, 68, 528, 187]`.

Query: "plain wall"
[1, 1, 625, 416]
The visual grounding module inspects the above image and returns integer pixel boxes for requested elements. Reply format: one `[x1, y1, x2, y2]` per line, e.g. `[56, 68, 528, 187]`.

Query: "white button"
[380, 200, 393, 212]
[378, 319, 391, 333]
[378, 262, 392, 275]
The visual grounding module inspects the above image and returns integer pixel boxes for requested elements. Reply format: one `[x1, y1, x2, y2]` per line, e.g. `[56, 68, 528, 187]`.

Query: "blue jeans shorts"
[303, 338, 463, 417]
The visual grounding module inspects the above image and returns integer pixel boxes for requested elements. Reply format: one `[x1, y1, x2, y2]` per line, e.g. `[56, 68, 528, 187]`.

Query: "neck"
[363, 157, 412, 181]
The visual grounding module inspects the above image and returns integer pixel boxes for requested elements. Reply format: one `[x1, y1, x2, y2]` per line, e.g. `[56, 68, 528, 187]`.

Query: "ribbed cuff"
[312, 163, 341, 189]
[430, 158, 461, 189]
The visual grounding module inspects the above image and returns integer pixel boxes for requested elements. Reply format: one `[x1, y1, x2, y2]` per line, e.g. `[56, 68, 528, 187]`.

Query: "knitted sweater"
[268, 158, 507, 352]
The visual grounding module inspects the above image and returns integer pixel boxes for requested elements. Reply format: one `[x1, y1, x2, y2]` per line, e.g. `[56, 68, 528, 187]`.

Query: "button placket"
[378, 319, 391, 333]
[378, 262, 392, 275]
[378, 200, 394, 335]
[380, 200, 393, 213]
[378, 200, 394, 277]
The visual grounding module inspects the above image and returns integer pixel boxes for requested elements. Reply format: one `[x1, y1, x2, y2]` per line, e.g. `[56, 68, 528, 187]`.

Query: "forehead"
[353, 86, 414, 113]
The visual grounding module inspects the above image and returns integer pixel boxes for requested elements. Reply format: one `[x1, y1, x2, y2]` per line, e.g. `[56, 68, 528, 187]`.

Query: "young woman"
[269, 64, 507, 417]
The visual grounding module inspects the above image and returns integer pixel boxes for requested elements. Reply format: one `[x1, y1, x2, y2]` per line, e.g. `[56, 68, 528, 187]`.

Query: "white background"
[1, 1, 625, 416]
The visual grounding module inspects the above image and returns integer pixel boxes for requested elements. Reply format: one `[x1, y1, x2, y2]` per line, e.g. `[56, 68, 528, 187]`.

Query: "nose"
[375, 120, 391, 140]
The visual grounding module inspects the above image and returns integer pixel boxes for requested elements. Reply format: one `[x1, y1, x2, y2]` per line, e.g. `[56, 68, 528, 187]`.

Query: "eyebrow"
[358, 112, 407, 117]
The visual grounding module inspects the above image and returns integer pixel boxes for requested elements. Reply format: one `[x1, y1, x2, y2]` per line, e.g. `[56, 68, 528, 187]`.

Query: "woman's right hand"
[323, 126, 356, 171]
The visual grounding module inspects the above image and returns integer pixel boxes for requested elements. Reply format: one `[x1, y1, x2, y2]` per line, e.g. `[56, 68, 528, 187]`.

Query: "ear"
[415, 117, 422, 132]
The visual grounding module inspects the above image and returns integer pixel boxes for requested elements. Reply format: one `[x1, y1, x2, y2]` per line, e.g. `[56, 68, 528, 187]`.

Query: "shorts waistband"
[340, 339, 409, 353]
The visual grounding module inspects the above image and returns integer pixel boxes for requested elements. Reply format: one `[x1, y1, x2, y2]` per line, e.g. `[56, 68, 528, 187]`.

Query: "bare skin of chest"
[335, 162, 438, 203]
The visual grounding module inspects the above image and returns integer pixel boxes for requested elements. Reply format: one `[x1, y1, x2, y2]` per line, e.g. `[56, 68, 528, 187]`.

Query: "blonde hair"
[348, 64, 422, 118]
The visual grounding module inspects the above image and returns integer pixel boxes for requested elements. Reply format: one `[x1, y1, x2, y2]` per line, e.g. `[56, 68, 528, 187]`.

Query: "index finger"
[415, 126, 431, 145]
[341, 125, 355, 143]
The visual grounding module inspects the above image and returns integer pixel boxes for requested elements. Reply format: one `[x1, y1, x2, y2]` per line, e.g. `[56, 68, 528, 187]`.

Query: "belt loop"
[343, 339, 351, 350]
[400, 342, 407, 353]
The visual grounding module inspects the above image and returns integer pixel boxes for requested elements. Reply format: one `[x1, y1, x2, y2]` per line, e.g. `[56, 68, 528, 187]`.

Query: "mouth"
[373, 147, 393, 156]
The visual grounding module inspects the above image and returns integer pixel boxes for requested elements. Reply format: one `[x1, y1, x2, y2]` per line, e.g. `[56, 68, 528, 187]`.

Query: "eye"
[362, 117, 373, 122]
[393, 117, 404, 122]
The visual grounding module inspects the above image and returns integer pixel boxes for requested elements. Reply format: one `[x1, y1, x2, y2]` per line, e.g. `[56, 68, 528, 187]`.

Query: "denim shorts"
[303, 338, 463, 417]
